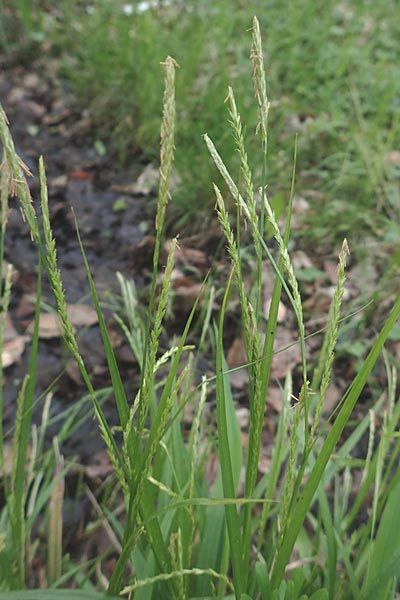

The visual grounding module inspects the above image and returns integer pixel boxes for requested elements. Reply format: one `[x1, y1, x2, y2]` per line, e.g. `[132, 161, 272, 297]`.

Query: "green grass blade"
[72, 209, 129, 429]
[271, 293, 400, 589]
[0, 262, 14, 499]
[257, 377, 291, 556]
[216, 269, 244, 598]
[363, 474, 400, 598]
[220, 354, 242, 490]
[9, 263, 41, 587]
[317, 487, 337, 598]
[9, 376, 29, 588]
[363, 549, 400, 600]
[0, 592, 120, 600]
[333, 530, 362, 600]
[0, 150, 10, 492]
[108, 285, 203, 595]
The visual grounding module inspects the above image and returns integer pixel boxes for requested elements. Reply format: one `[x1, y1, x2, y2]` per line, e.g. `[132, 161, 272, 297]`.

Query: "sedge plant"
[1, 16, 400, 600]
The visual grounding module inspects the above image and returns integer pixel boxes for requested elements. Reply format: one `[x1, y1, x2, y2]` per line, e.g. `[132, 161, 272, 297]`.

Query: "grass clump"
[1, 14, 400, 600]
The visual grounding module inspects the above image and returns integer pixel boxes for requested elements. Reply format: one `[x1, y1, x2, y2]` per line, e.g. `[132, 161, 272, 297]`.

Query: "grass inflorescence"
[1, 12, 400, 600]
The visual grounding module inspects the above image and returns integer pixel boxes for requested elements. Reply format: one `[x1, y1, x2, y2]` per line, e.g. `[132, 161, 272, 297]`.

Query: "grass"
[2, 0, 399, 259]
[1, 13, 400, 598]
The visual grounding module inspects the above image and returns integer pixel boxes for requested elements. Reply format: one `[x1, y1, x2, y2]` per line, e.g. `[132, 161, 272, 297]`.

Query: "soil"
[1, 57, 221, 469]
[0, 60, 157, 461]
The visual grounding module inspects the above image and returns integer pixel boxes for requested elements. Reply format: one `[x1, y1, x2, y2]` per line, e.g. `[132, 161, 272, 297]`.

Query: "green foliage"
[1, 11, 400, 600]
[0, 592, 120, 600]
[4, 0, 397, 251]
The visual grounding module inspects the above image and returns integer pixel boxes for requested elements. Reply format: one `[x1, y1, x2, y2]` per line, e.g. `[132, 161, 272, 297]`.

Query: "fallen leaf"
[166, 240, 208, 272]
[2, 335, 28, 367]
[69, 170, 94, 181]
[30, 312, 64, 339]
[130, 235, 156, 271]
[7, 86, 26, 103]
[227, 326, 301, 389]
[264, 298, 287, 322]
[226, 338, 249, 389]
[15, 293, 36, 321]
[23, 72, 45, 90]
[43, 107, 72, 126]
[67, 304, 98, 328]
[27, 304, 98, 338]
[271, 327, 302, 379]
[131, 163, 159, 195]
[19, 99, 46, 119]
[2, 260, 19, 284]
[172, 282, 203, 314]
[48, 174, 68, 195]
[4, 313, 17, 341]
[236, 406, 249, 429]
[303, 288, 333, 316]
[258, 447, 272, 475]
[324, 260, 340, 285]
[266, 384, 285, 412]
[65, 358, 83, 386]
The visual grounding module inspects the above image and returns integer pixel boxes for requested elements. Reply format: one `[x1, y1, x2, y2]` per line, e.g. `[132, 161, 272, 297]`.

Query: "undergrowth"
[1, 14, 400, 600]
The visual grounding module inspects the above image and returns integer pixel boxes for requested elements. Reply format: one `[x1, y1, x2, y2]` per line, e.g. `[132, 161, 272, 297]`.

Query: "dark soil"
[1, 60, 155, 462]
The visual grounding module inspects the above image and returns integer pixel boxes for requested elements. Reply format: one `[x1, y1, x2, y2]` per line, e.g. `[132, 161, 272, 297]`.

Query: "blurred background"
[1, 0, 400, 362]
[1, 1, 399, 242]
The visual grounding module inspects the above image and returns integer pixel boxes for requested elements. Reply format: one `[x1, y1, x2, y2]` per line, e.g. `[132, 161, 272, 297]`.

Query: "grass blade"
[271, 293, 400, 588]
[363, 473, 400, 598]
[9, 263, 41, 587]
[47, 439, 64, 585]
[108, 284, 203, 595]
[0, 592, 121, 600]
[216, 269, 244, 598]
[72, 209, 129, 429]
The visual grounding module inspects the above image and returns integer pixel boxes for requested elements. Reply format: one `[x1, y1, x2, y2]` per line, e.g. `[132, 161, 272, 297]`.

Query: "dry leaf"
[236, 406, 249, 429]
[49, 174, 68, 195]
[226, 338, 249, 389]
[28, 304, 98, 339]
[131, 163, 159, 195]
[271, 327, 301, 379]
[324, 260, 340, 285]
[2, 260, 19, 284]
[67, 304, 98, 328]
[2, 335, 28, 367]
[29, 312, 64, 339]
[166, 240, 208, 272]
[4, 313, 17, 341]
[266, 384, 285, 412]
[227, 326, 301, 389]
[65, 358, 84, 386]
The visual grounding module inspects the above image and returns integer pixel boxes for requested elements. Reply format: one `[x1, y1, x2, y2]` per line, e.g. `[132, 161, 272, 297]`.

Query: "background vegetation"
[1, 0, 399, 250]
[1, 1, 400, 598]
